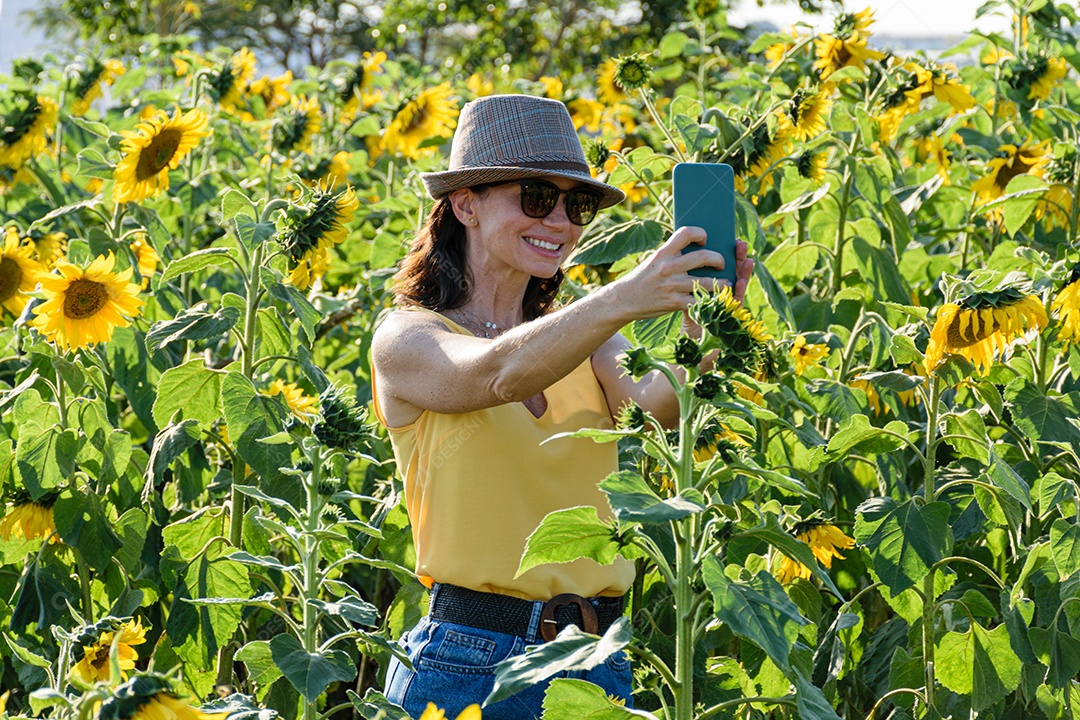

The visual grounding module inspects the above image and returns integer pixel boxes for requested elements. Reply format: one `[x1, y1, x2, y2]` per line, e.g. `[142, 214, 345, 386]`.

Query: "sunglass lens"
[566, 190, 601, 225]
[520, 181, 559, 218]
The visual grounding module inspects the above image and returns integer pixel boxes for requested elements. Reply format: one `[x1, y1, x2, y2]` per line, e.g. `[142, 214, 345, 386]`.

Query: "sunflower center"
[135, 128, 183, 181]
[945, 311, 1000, 347]
[63, 279, 109, 319]
[0, 257, 23, 302]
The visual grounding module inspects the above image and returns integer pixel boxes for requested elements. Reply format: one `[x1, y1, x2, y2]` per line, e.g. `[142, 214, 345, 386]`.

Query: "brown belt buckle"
[540, 593, 598, 642]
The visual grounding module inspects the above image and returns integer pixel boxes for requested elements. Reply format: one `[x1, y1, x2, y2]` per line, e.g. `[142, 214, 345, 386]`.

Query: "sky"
[0, 0, 1016, 75]
[728, 0, 1012, 38]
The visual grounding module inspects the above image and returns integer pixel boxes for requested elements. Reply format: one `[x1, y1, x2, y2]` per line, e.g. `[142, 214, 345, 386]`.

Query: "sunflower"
[97, 674, 227, 720]
[70, 58, 126, 117]
[1035, 183, 1074, 229]
[909, 63, 977, 114]
[764, 29, 804, 67]
[691, 286, 773, 375]
[129, 234, 160, 288]
[266, 379, 319, 418]
[0, 228, 43, 319]
[567, 97, 604, 133]
[729, 121, 789, 193]
[790, 335, 829, 375]
[849, 378, 883, 415]
[796, 150, 827, 183]
[70, 617, 146, 684]
[813, 31, 884, 82]
[916, 134, 951, 185]
[597, 59, 628, 105]
[339, 52, 387, 125]
[312, 383, 371, 450]
[280, 185, 358, 291]
[1051, 266, 1080, 344]
[273, 95, 322, 156]
[466, 73, 494, 97]
[778, 87, 832, 142]
[32, 252, 145, 352]
[417, 704, 481, 720]
[249, 70, 292, 113]
[381, 83, 458, 161]
[924, 287, 1048, 375]
[113, 107, 211, 204]
[14, 226, 68, 269]
[971, 138, 1050, 207]
[206, 47, 256, 111]
[613, 54, 652, 92]
[0, 95, 59, 167]
[1008, 55, 1069, 102]
[775, 520, 855, 584]
[0, 500, 58, 543]
[538, 76, 564, 99]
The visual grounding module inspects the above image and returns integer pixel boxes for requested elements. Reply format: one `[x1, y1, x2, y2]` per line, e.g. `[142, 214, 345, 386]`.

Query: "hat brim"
[420, 166, 625, 210]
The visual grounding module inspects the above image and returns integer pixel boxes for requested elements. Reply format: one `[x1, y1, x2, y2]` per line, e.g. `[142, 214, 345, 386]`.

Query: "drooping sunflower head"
[613, 54, 652, 92]
[0, 227, 43, 319]
[0, 495, 58, 543]
[69, 616, 146, 684]
[924, 286, 1048, 375]
[266, 379, 319, 419]
[690, 286, 773, 375]
[833, 7, 876, 39]
[312, 384, 372, 450]
[615, 401, 647, 430]
[70, 58, 125, 117]
[789, 334, 830, 376]
[1051, 264, 1080, 345]
[206, 47, 257, 111]
[279, 185, 358, 264]
[813, 30, 885, 82]
[381, 83, 458, 161]
[97, 673, 226, 720]
[0, 94, 59, 168]
[113, 107, 211, 204]
[584, 138, 611, 171]
[1007, 54, 1069, 102]
[693, 417, 749, 464]
[247, 70, 293, 116]
[129, 234, 160, 288]
[32, 252, 145, 353]
[774, 518, 855, 584]
[971, 138, 1050, 206]
[273, 95, 322, 156]
[779, 87, 832, 142]
[795, 150, 827, 183]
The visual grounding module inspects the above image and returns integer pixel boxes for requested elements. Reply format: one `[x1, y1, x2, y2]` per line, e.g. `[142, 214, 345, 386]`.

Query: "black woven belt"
[430, 584, 625, 642]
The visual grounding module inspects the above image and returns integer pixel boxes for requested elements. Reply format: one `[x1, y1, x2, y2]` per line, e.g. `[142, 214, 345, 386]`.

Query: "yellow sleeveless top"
[372, 308, 635, 600]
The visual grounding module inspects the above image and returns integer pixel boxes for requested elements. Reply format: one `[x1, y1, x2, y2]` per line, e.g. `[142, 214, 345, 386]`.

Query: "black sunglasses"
[487, 179, 603, 226]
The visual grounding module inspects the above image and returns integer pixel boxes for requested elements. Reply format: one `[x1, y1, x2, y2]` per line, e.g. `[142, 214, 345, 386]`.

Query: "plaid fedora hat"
[420, 94, 625, 209]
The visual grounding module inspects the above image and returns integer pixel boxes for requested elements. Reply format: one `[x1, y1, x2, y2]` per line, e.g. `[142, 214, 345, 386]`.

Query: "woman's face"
[462, 175, 586, 280]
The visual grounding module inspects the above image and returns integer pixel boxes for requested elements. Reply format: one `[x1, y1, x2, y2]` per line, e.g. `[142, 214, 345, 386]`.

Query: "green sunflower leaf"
[517, 506, 623, 578]
[826, 415, 911, 457]
[145, 302, 241, 353]
[152, 358, 225, 430]
[221, 371, 291, 488]
[935, 623, 1022, 711]
[486, 619, 632, 707]
[854, 497, 952, 595]
[236, 641, 284, 699]
[569, 218, 665, 266]
[538, 678, 652, 719]
[15, 425, 77, 500]
[260, 267, 321, 344]
[160, 247, 239, 283]
[703, 559, 808, 671]
[599, 470, 705, 524]
[53, 485, 123, 572]
[1004, 378, 1080, 447]
[270, 633, 356, 702]
[346, 689, 410, 720]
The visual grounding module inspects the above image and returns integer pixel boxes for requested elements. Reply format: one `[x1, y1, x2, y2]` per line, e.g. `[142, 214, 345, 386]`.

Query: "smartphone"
[672, 162, 736, 285]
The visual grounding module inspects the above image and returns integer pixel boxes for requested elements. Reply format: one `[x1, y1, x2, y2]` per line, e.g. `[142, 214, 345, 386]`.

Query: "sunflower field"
[4, 0, 1080, 717]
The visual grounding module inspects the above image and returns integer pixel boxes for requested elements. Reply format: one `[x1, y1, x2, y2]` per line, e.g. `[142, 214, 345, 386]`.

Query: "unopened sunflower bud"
[317, 476, 341, 496]
[693, 373, 723, 400]
[674, 336, 703, 367]
[614, 54, 652, 92]
[584, 139, 611, 170]
[621, 347, 654, 379]
[312, 384, 371, 450]
[616, 402, 647, 430]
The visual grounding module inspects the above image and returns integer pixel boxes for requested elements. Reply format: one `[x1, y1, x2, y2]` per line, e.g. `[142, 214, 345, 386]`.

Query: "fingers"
[656, 226, 707, 257]
[732, 258, 754, 303]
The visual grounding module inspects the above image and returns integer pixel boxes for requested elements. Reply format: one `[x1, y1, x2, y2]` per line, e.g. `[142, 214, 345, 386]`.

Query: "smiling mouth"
[524, 236, 560, 251]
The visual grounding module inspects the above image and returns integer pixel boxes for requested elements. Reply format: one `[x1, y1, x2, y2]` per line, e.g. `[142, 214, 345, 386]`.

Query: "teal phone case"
[673, 162, 736, 285]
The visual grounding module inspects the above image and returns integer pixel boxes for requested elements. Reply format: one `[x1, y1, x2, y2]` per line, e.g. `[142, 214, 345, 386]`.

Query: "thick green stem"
[922, 569, 936, 711]
[673, 384, 696, 720]
[924, 375, 941, 501]
[76, 550, 93, 621]
[302, 444, 325, 720]
[831, 165, 854, 294]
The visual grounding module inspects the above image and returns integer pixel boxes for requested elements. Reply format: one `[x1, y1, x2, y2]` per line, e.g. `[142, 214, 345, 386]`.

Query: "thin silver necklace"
[451, 308, 503, 339]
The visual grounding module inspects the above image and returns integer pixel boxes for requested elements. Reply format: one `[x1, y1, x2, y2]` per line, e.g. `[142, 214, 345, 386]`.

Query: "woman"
[371, 94, 753, 719]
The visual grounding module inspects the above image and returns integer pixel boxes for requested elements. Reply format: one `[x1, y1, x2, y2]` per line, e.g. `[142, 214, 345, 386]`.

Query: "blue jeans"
[384, 587, 633, 719]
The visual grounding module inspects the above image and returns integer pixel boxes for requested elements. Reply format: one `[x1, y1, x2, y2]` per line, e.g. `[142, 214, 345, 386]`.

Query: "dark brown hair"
[391, 195, 564, 321]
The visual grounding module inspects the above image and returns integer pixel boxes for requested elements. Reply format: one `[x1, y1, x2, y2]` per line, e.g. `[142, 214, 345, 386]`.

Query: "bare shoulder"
[372, 309, 450, 367]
